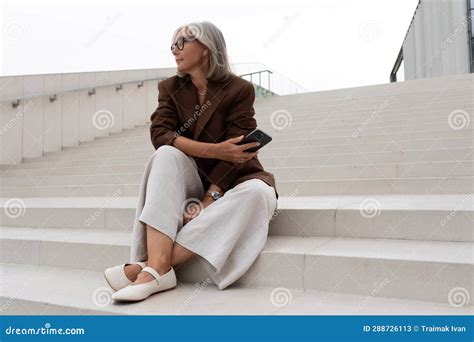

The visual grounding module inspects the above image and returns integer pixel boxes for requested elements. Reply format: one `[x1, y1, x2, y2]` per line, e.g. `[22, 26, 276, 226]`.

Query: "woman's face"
[172, 27, 207, 74]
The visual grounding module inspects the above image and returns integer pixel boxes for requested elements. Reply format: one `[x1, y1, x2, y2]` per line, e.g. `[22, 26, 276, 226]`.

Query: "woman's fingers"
[238, 151, 258, 162]
[240, 141, 260, 151]
[216, 139, 261, 163]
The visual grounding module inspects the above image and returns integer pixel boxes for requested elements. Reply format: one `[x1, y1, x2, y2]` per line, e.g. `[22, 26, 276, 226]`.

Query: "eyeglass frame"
[171, 36, 198, 51]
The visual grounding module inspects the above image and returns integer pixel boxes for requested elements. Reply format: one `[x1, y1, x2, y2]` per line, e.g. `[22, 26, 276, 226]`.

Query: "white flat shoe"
[103, 261, 147, 291]
[112, 266, 177, 302]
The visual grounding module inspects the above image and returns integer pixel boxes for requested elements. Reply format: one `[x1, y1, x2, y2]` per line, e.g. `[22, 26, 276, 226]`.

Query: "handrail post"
[267, 71, 271, 92]
[390, 46, 404, 83]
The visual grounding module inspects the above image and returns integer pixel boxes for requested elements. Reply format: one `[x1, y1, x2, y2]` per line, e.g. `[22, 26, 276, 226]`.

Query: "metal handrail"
[2, 76, 170, 108]
[238, 69, 273, 91]
[3, 69, 278, 108]
[468, 0, 473, 73]
[390, 46, 404, 83]
[389, 0, 421, 82]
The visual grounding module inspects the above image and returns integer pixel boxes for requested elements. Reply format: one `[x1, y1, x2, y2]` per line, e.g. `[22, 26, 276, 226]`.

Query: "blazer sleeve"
[150, 81, 179, 150]
[206, 83, 257, 192]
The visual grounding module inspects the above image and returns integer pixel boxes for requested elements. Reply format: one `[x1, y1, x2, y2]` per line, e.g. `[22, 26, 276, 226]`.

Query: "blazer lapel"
[192, 79, 229, 141]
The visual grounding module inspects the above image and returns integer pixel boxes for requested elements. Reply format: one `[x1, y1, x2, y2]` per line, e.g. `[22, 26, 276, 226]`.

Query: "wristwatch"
[206, 190, 222, 200]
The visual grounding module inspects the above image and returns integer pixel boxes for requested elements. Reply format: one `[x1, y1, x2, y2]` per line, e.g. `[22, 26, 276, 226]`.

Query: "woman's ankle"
[147, 254, 172, 275]
[147, 263, 171, 275]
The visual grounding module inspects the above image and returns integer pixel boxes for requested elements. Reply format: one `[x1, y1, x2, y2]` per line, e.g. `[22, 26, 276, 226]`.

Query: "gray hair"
[171, 21, 234, 82]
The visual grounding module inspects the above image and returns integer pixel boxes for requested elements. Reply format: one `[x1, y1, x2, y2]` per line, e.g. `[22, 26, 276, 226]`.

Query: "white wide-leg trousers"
[129, 145, 278, 289]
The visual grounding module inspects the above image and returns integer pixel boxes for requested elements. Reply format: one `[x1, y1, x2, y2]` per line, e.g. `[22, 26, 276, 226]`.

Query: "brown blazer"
[149, 73, 279, 200]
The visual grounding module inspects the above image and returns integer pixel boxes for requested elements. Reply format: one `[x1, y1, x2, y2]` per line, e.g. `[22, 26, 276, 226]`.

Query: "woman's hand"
[182, 196, 215, 225]
[215, 135, 260, 163]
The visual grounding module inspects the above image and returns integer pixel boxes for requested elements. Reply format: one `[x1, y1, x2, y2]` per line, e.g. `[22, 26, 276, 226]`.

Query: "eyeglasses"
[171, 36, 197, 51]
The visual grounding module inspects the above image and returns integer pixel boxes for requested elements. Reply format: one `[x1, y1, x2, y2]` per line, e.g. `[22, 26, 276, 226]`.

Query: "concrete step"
[2, 158, 473, 178]
[274, 177, 474, 195]
[35, 137, 474, 163]
[257, 103, 474, 114]
[74, 118, 471, 144]
[257, 112, 473, 129]
[0, 194, 471, 242]
[290, 119, 471, 132]
[248, 137, 473, 153]
[258, 94, 473, 105]
[256, 91, 472, 106]
[1, 177, 472, 197]
[256, 93, 471, 103]
[2, 161, 473, 186]
[3, 148, 472, 171]
[265, 149, 473, 168]
[114, 109, 473, 126]
[77, 125, 472, 147]
[88, 122, 465, 143]
[86, 108, 471, 136]
[260, 84, 473, 98]
[47, 129, 473, 153]
[19, 137, 474, 163]
[273, 161, 473, 180]
[260, 117, 471, 130]
[1, 263, 470, 315]
[0, 227, 471, 304]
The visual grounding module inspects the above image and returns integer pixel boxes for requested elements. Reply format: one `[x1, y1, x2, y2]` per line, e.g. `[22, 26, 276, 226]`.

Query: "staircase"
[0, 73, 473, 315]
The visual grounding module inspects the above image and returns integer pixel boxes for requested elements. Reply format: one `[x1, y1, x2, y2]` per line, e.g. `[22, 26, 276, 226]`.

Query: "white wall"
[0, 67, 175, 165]
[403, 0, 471, 80]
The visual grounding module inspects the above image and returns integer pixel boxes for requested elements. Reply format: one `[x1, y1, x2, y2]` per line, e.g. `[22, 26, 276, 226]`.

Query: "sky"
[0, 0, 419, 93]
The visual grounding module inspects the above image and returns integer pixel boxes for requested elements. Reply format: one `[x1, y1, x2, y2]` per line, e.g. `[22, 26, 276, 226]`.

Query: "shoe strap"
[141, 267, 163, 283]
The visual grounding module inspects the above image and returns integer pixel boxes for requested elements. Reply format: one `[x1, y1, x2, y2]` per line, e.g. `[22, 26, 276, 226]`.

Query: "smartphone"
[238, 128, 272, 152]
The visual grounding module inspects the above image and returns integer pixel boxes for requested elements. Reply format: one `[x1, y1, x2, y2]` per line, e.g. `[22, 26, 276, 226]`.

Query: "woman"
[104, 21, 279, 302]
